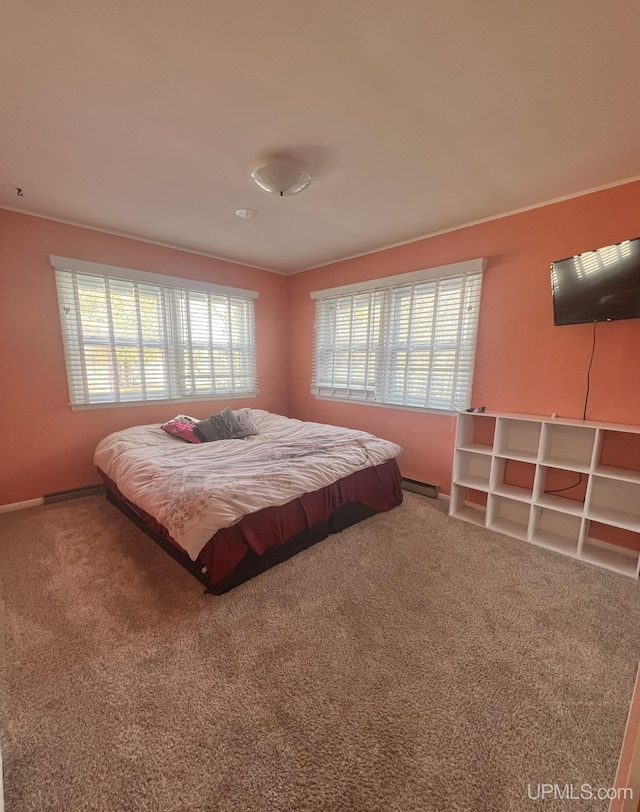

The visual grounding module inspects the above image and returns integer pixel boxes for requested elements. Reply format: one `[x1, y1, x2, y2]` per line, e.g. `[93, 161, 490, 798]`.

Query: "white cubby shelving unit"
[449, 411, 640, 578]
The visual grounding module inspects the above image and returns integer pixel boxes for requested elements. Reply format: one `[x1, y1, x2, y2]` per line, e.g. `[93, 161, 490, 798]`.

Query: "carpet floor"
[1, 493, 639, 812]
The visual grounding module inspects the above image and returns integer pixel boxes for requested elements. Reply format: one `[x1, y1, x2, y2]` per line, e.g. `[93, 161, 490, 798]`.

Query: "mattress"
[95, 411, 404, 591]
[94, 410, 403, 560]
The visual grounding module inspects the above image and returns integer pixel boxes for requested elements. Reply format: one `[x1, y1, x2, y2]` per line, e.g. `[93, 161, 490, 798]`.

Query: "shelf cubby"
[487, 495, 530, 541]
[494, 418, 540, 462]
[534, 466, 586, 516]
[453, 450, 492, 491]
[594, 429, 640, 484]
[587, 476, 640, 532]
[581, 521, 640, 577]
[450, 411, 640, 578]
[539, 423, 596, 471]
[580, 542, 639, 577]
[580, 522, 640, 576]
[492, 458, 535, 502]
[529, 506, 581, 557]
[456, 413, 496, 454]
[592, 465, 640, 485]
[449, 485, 487, 526]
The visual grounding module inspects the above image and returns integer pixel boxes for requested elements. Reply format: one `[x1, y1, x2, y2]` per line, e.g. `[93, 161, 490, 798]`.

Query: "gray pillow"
[194, 407, 243, 442]
[233, 408, 258, 438]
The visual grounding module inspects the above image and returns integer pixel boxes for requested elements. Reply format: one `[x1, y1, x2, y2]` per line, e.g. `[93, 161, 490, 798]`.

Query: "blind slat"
[312, 269, 483, 412]
[54, 266, 258, 407]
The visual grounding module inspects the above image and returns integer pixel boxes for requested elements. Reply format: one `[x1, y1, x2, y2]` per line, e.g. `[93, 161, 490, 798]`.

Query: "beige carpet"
[0, 493, 639, 812]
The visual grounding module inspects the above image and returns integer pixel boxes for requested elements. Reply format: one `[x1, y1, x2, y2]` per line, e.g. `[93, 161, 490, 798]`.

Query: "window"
[51, 256, 258, 408]
[311, 259, 485, 412]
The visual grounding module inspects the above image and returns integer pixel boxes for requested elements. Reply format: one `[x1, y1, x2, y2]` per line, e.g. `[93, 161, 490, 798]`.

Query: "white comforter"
[94, 410, 402, 560]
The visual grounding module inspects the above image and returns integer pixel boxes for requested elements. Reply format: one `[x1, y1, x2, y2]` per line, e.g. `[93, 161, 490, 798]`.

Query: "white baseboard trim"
[0, 497, 44, 514]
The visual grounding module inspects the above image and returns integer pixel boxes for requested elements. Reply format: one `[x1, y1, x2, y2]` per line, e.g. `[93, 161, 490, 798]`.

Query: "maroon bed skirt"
[98, 458, 403, 592]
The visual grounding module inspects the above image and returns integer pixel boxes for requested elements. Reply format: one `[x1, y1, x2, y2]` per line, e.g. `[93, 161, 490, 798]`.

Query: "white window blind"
[51, 256, 258, 408]
[311, 259, 485, 412]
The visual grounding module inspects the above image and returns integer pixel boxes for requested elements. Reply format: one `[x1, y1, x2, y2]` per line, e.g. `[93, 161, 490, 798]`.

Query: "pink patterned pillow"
[161, 415, 202, 444]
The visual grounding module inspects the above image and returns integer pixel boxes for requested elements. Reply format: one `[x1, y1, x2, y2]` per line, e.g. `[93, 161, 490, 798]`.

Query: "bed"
[94, 410, 403, 593]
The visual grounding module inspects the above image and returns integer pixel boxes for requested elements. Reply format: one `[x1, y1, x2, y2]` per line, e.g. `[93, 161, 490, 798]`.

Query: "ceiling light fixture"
[235, 208, 258, 219]
[251, 156, 311, 197]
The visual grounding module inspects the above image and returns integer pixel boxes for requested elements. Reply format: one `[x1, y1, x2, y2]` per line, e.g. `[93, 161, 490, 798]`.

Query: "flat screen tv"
[551, 236, 640, 326]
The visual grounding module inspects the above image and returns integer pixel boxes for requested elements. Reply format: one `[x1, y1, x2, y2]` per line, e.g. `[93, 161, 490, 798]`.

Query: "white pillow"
[233, 408, 258, 438]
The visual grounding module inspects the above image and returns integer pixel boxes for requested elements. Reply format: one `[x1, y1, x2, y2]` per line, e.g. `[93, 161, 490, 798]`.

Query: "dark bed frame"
[105, 486, 379, 594]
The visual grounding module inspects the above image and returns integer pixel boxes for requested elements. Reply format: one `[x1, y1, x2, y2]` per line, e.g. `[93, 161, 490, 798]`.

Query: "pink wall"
[0, 209, 288, 505]
[2, 180, 640, 506]
[287, 180, 640, 493]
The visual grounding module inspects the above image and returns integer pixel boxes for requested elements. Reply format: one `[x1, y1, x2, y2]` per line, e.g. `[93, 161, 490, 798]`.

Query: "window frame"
[310, 258, 485, 415]
[51, 256, 259, 410]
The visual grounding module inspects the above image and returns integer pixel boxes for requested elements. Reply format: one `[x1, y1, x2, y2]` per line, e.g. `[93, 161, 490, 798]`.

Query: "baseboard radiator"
[43, 483, 105, 505]
[401, 477, 440, 499]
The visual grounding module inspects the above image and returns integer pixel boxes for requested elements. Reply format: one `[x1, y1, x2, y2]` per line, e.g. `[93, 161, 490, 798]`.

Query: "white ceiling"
[1, 1, 639, 274]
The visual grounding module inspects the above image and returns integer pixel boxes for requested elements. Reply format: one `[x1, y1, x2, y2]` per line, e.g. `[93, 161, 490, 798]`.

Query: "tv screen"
[551, 236, 640, 326]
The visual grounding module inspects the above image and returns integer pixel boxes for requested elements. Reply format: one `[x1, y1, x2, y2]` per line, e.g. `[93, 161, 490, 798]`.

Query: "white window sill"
[312, 394, 457, 417]
[69, 393, 257, 411]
